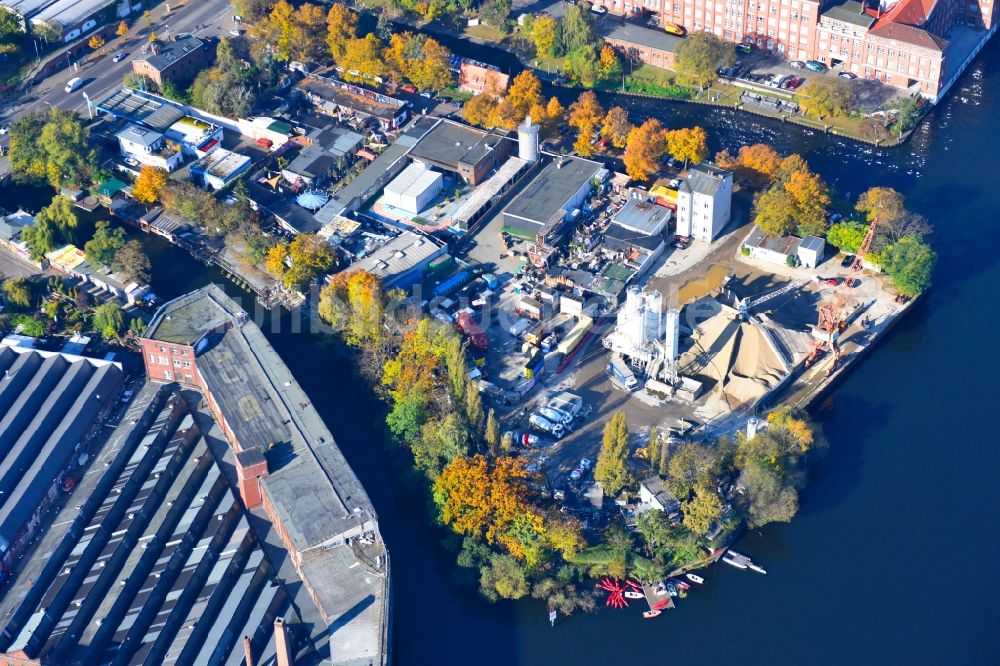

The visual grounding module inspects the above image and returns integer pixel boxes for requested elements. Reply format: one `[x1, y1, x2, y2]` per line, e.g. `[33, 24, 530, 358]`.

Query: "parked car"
[590, 4, 608, 13]
[579, 458, 593, 471]
[820, 277, 840, 286]
[570, 468, 583, 481]
[112, 50, 128, 62]
[0, 124, 8, 135]
[839, 71, 857, 79]
[673, 237, 690, 249]
[663, 23, 686, 36]
[401, 84, 417, 93]
[229, 29, 242, 37]
[736, 43, 752, 55]
[790, 60, 805, 69]
[841, 254, 856, 268]
[419, 91, 432, 98]
[124, 157, 139, 167]
[805, 60, 827, 72]
[61, 476, 76, 493]
[788, 76, 805, 89]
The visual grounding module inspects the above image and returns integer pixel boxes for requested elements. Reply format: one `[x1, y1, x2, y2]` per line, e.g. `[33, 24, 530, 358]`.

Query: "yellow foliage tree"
[600, 106, 631, 149]
[568, 91, 604, 157]
[265, 243, 288, 275]
[325, 2, 358, 63]
[506, 70, 542, 120]
[622, 118, 666, 181]
[665, 126, 708, 168]
[116, 21, 128, 37]
[131, 166, 168, 204]
[88, 35, 105, 50]
[530, 14, 558, 56]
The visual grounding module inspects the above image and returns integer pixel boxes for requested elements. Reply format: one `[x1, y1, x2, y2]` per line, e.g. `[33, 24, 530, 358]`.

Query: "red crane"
[805, 215, 879, 374]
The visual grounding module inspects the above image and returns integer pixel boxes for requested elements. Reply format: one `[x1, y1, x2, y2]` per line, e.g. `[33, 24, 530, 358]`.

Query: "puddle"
[676, 264, 730, 304]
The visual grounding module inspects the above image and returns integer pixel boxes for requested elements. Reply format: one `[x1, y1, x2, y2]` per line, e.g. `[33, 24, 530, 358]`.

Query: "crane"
[804, 214, 880, 375]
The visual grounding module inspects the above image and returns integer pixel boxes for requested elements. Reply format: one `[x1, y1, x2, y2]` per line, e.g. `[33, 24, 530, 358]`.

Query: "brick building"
[132, 35, 209, 88]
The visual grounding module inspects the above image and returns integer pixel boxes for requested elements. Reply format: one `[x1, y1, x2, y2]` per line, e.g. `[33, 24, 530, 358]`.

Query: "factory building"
[383, 163, 444, 215]
[501, 155, 608, 240]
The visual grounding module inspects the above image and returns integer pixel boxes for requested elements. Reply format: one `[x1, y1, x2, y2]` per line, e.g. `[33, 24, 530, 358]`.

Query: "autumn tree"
[462, 89, 498, 127]
[797, 77, 853, 119]
[665, 442, 722, 500]
[479, 554, 528, 601]
[465, 377, 484, 432]
[530, 14, 558, 56]
[326, 2, 358, 62]
[754, 160, 830, 237]
[284, 233, 334, 289]
[595, 411, 632, 495]
[600, 106, 631, 149]
[675, 32, 735, 89]
[664, 126, 707, 168]
[294, 2, 328, 64]
[715, 143, 782, 188]
[505, 70, 542, 121]
[132, 165, 168, 204]
[88, 35, 105, 50]
[485, 408, 501, 457]
[598, 45, 621, 82]
[622, 118, 666, 181]
[682, 483, 724, 535]
[856, 186, 905, 227]
[112, 240, 151, 283]
[568, 91, 604, 156]
[411, 38, 454, 92]
[338, 34, 386, 82]
[116, 20, 128, 37]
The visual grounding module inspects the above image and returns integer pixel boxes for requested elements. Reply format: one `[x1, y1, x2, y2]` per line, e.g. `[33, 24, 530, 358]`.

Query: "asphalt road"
[1, 0, 234, 124]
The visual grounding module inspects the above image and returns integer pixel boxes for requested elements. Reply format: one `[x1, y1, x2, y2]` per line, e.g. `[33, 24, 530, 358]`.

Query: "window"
[182, 361, 191, 368]
[163, 370, 172, 380]
[148, 353, 156, 363]
[157, 355, 168, 365]
[173, 359, 182, 367]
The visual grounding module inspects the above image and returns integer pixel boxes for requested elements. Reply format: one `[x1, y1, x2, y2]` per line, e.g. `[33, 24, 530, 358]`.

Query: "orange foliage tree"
[622, 118, 666, 181]
[131, 165, 168, 204]
[664, 126, 708, 168]
[568, 91, 604, 157]
[715, 143, 782, 188]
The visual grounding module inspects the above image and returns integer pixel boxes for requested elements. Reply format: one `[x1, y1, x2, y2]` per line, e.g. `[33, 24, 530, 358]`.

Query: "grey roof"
[502, 155, 604, 231]
[117, 123, 162, 148]
[679, 162, 731, 197]
[331, 140, 412, 210]
[604, 222, 666, 252]
[800, 235, 826, 252]
[246, 175, 324, 234]
[821, 0, 878, 28]
[135, 35, 204, 73]
[640, 475, 680, 510]
[0, 210, 34, 241]
[297, 74, 407, 121]
[285, 145, 336, 179]
[744, 226, 802, 255]
[96, 88, 186, 131]
[597, 15, 683, 53]
[408, 118, 508, 169]
[612, 198, 671, 235]
[355, 231, 446, 285]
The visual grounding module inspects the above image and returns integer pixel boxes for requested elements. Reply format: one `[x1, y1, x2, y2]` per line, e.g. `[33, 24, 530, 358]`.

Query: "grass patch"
[440, 86, 473, 103]
[566, 545, 615, 566]
[465, 24, 506, 43]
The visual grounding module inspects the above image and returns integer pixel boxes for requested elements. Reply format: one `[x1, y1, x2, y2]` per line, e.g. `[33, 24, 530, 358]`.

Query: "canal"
[3, 32, 998, 664]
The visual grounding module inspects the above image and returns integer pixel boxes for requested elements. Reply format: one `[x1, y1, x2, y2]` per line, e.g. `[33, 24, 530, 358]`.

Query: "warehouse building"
[382, 163, 444, 215]
[407, 117, 513, 186]
[354, 230, 447, 290]
[0, 0, 124, 41]
[501, 155, 607, 240]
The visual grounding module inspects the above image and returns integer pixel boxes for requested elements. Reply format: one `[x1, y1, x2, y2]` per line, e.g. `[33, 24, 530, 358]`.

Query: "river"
[3, 32, 998, 664]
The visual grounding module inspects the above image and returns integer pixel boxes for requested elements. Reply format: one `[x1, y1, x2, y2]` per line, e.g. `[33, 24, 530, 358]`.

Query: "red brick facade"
[138, 338, 198, 386]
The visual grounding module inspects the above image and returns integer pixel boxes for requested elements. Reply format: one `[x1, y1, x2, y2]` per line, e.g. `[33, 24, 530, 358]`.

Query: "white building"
[797, 235, 826, 269]
[165, 116, 223, 159]
[116, 123, 184, 172]
[382, 163, 443, 215]
[676, 163, 733, 243]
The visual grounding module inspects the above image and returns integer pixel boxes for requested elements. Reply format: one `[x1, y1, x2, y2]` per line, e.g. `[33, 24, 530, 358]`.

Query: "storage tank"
[517, 116, 540, 162]
[664, 309, 680, 363]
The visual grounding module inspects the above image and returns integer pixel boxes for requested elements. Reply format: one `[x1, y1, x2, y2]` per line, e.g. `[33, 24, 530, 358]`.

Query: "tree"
[568, 91, 603, 156]
[112, 240, 151, 283]
[560, 4, 597, 55]
[326, 2, 358, 62]
[0, 9, 20, 38]
[740, 461, 798, 527]
[463, 92, 497, 127]
[894, 96, 921, 137]
[600, 106, 631, 149]
[826, 221, 867, 254]
[784, 169, 830, 237]
[1, 279, 34, 310]
[531, 14, 558, 56]
[84, 220, 127, 266]
[88, 35, 105, 50]
[856, 186, 905, 227]
[682, 483, 724, 535]
[564, 44, 600, 86]
[338, 34, 385, 82]
[9, 108, 92, 189]
[411, 38, 453, 92]
[143, 10, 153, 27]
[465, 377, 484, 432]
[636, 510, 672, 557]
[93, 301, 125, 339]
[664, 126, 707, 168]
[880, 236, 936, 297]
[753, 188, 798, 237]
[716, 143, 782, 188]
[595, 411, 631, 495]
[797, 77, 853, 119]
[413, 412, 470, 478]
[116, 20, 128, 37]
[485, 408, 501, 457]
[479, 554, 528, 601]
[675, 32, 735, 89]
[480, 0, 512, 32]
[622, 118, 666, 181]
[23, 195, 79, 261]
[598, 45, 621, 82]
[132, 165, 168, 204]
[20, 216, 58, 260]
[294, 2, 328, 64]
[665, 442, 722, 500]
[284, 233, 334, 289]
[506, 70, 542, 120]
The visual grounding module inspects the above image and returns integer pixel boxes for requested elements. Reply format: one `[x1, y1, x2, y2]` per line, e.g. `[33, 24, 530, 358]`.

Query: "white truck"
[547, 391, 583, 418]
[607, 355, 639, 392]
[529, 413, 564, 438]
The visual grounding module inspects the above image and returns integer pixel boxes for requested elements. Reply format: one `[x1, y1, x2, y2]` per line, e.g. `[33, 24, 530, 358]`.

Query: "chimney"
[235, 447, 269, 510]
[243, 635, 254, 666]
[274, 618, 294, 666]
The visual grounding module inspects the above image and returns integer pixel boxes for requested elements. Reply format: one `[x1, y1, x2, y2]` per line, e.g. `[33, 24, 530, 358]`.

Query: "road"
[0, 0, 234, 124]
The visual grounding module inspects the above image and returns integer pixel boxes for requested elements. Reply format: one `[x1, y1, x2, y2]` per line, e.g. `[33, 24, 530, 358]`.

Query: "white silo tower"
[664, 309, 680, 364]
[517, 116, 540, 162]
[746, 417, 761, 440]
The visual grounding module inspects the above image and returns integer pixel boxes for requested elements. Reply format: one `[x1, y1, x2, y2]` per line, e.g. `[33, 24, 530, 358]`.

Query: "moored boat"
[624, 590, 645, 599]
[673, 580, 691, 590]
[722, 553, 748, 569]
[686, 573, 705, 584]
[643, 610, 662, 619]
[747, 562, 767, 575]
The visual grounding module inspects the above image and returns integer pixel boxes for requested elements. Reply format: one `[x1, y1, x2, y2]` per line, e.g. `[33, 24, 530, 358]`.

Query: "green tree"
[665, 442, 722, 500]
[1, 278, 34, 310]
[894, 96, 921, 137]
[635, 509, 672, 557]
[559, 4, 597, 55]
[84, 220, 127, 266]
[0, 10, 21, 38]
[880, 236, 936, 297]
[485, 408, 501, 457]
[93, 301, 125, 338]
[595, 411, 631, 495]
[465, 377, 483, 432]
[480, 0, 512, 32]
[827, 221, 867, 254]
[681, 483, 723, 535]
[20, 215, 59, 260]
[797, 77, 853, 119]
[413, 412, 470, 478]
[564, 45, 600, 87]
[112, 240, 151, 283]
[9, 109, 92, 189]
[740, 460, 798, 527]
[479, 553, 528, 601]
[674, 32, 735, 89]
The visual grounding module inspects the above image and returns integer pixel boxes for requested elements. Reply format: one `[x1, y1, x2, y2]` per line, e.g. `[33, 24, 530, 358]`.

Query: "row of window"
[149, 353, 192, 369]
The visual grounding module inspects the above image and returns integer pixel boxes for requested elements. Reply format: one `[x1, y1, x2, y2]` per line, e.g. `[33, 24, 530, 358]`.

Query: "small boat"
[652, 582, 668, 596]
[686, 573, 705, 584]
[666, 582, 678, 597]
[643, 610, 662, 619]
[673, 580, 691, 591]
[747, 562, 767, 575]
[722, 553, 748, 569]
[623, 590, 645, 599]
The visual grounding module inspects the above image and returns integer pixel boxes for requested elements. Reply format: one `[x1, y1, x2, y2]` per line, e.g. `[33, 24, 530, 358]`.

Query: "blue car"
[805, 60, 827, 73]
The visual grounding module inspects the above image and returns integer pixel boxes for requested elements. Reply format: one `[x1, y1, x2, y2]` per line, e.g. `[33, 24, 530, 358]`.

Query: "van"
[65, 77, 82, 93]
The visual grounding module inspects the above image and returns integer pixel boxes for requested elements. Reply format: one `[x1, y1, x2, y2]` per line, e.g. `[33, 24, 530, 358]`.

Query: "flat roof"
[502, 155, 604, 230]
[604, 222, 666, 252]
[192, 148, 251, 179]
[408, 118, 506, 170]
[96, 88, 186, 131]
[297, 75, 406, 120]
[354, 230, 445, 282]
[135, 35, 204, 72]
[385, 163, 442, 198]
[597, 15, 683, 54]
[821, 0, 878, 28]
